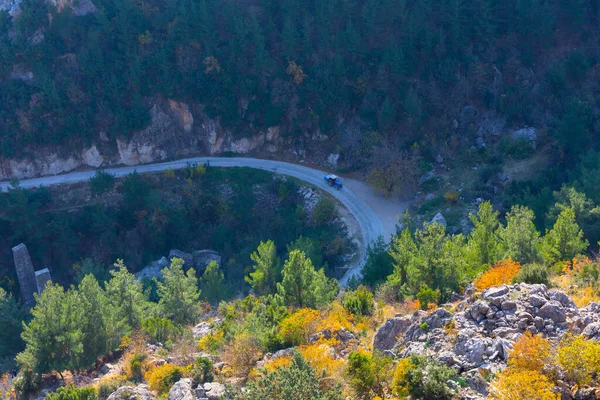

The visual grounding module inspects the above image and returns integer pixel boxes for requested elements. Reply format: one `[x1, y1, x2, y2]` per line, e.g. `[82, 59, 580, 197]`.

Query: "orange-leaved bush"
[507, 331, 554, 372]
[474, 259, 521, 291]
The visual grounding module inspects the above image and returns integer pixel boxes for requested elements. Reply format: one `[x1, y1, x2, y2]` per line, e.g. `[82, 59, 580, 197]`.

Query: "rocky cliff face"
[0, 98, 286, 181]
[374, 283, 600, 399]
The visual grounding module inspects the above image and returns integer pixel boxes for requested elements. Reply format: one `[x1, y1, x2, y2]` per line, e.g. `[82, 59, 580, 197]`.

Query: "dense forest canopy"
[0, 0, 598, 155]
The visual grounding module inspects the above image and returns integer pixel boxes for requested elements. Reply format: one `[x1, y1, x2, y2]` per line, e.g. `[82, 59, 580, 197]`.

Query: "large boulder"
[168, 379, 195, 400]
[107, 385, 154, 400]
[169, 250, 194, 268]
[430, 213, 447, 227]
[193, 250, 222, 273]
[202, 382, 225, 400]
[537, 301, 567, 323]
[373, 316, 413, 352]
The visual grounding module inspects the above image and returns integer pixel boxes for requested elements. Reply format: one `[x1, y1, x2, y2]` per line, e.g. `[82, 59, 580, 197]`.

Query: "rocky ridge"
[374, 283, 600, 399]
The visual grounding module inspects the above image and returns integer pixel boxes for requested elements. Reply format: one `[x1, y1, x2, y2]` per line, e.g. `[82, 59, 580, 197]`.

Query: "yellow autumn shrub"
[508, 331, 554, 372]
[145, 364, 183, 394]
[557, 334, 600, 387]
[299, 338, 345, 385]
[279, 308, 320, 346]
[474, 259, 521, 291]
[490, 370, 559, 400]
[316, 302, 354, 332]
[197, 330, 225, 353]
[391, 358, 413, 398]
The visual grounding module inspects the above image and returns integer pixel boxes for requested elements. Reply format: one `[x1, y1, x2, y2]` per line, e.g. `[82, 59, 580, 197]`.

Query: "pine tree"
[0, 288, 26, 358]
[201, 261, 228, 304]
[104, 259, 152, 331]
[541, 207, 588, 264]
[498, 205, 541, 264]
[157, 258, 202, 325]
[75, 275, 111, 370]
[246, 240, 280, 296]
[466, 201, 501, 267]
[276, 250, 337, 308]
[17, 284, 84, 377]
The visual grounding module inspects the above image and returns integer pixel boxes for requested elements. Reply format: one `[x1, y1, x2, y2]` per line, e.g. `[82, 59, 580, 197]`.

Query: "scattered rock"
[537, 302, 567, 323]
[511, 127, 537, 149]
[327, 153, 340, 168]
[193, 250, 222, 273]
[203, 382, 225, 400]
[419, 171, 437, 185]
[168, 378, 195, 400]
[374, 316, 414, 352]
[192, 322, 212, 340]
[168, 250, 194, 268]
[430, 213, 447, 227]
[476, 136, 486, 148]
[459, 105, 478, 126]
[106, 385, 154, 400]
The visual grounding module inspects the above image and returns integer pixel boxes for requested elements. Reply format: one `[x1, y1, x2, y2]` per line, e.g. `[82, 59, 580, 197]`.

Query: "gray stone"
[326, 153, 340, 168]
[106, 384, 154, 400]
[549, 289, 577, 309]
[537, 301, 566, 323]
[582, 322, 600, 338]
[192, 322, 213, 340]
[476, 136, 486, 148]
[528, 294, 547, 308]
[373, 316, 413, 352]
[169, 249, 194, 268]
[484, 286, 509, 299]
[430, 212, 447, 227]
[203, 382, 225, 400]
[168, 379, 195, 400]
[501, 301, 517, 311]
[34, 268, 52, 295]
[469, 301, 491, 321]
[12, 243, 37, 307]
[511, 127, 537, 149]
[419, 171, 436, 185]
[459, 105, 478, 126]
[193, 250, 222, 273]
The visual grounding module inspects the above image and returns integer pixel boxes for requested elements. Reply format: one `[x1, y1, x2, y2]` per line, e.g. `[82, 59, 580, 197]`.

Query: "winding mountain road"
[0, 157, 408, 285]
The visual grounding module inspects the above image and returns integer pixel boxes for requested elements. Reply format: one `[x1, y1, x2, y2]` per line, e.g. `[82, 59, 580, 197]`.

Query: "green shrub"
[513, 264, 549, 285]
[499, 136, 534, 159]
[346, 351, 392, 399]
[241, 351, 343, 400]
[142, 317, 177, 344]
[13, 369, 41, 398]
[190, 357, 214, 385]
[396, 355, 457, 400]
[89, 170, 115, 196]
[97, 376, 127, 400]
[312, 197, 337, 226]
[342, 286, 375, 316]
[416, 287, 440, 309]
[46, 385, 97, 400]
[128, 353, 147, 381]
